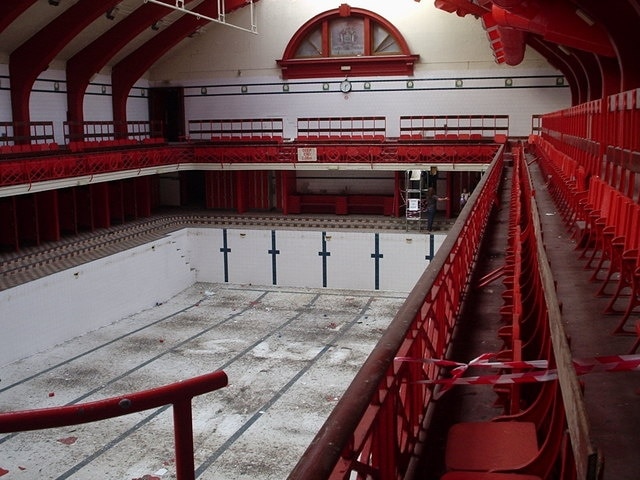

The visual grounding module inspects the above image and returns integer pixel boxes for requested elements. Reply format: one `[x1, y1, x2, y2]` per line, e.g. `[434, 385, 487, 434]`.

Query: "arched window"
[277, 4, 419, 79]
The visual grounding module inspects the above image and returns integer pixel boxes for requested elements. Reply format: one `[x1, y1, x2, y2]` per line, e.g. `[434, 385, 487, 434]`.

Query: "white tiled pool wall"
[0, 228, 442, 366]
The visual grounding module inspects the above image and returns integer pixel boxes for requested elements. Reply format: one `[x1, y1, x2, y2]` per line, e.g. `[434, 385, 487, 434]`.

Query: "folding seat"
[444, 381, 566, 480]
[573, 176, 604, 251]
[627, 321, 640, 354]
[611, 248, 640, 334]
[594, 197, 633, 293]
[590, 192, 629, 282]
[606, 204, 640, 332]
[582, 185, 616, 268]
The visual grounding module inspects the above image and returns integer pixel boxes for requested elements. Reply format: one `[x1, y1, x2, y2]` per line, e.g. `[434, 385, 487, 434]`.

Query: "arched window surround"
[277, 4, 419, 80]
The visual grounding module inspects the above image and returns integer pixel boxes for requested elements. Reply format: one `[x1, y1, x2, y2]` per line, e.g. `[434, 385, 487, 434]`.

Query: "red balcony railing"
[288, 146, 504, 479]
[0, 370, 228, 480]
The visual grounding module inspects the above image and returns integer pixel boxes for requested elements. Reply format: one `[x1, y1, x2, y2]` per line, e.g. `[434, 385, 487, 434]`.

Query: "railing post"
[173, 398, 196, 480]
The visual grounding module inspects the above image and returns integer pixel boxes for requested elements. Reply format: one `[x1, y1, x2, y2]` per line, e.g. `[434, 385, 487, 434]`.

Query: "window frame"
[277, 5, 419, 79]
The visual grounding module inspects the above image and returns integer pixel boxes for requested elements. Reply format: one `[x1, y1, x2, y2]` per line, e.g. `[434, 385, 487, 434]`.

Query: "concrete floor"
[0, 283, 406, 479]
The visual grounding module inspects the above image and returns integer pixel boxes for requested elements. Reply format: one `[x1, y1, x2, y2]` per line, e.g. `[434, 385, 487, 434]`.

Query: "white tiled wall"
[189, 227, 442, 292]
[0, 227, 442, 366]
[0, 231, 195, 367]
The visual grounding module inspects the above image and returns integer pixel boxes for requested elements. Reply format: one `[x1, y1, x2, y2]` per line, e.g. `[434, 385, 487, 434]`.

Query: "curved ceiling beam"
[527, 36, 582, 105]
[433, 0, 488, 17]
[575, 1, 640, 91]
[572, 50, 602, 102]
[496, 25, 526, 65]
[0, 0, 37, 34]
[111, 0, 251, 125]
[65, 1, 199, 125]
[9, 0, 121, 127]
[491, 2, 615, 59]
[596, 56, 623, 99]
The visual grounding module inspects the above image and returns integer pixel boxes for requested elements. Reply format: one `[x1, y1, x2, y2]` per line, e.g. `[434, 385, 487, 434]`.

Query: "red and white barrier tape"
[395, 353, 640, 389]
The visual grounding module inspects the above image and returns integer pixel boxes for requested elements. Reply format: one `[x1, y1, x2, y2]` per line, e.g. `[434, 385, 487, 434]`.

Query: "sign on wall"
[297, 147, 318, 162]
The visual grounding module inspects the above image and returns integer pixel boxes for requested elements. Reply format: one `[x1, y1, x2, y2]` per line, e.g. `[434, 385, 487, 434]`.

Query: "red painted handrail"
[0, 370, 228, 480]
[288, 147, 504, 479]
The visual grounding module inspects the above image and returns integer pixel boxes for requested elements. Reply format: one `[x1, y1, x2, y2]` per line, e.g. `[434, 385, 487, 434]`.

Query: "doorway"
[148, 87, 185, 142]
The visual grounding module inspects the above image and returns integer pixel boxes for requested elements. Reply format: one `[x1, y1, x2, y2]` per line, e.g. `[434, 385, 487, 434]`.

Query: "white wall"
[0, 226, 443, 366]
[188, 227, 440, 291]
[148, 0, 570, 137]
[0, 0, 568, 140]
[0, 231, 195, 367]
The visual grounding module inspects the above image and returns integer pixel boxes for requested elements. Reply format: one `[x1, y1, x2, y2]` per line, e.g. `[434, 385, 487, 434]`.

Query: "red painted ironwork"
[0, 141, 498, 189]
[288, 146, 504, 479]
[0, 370, 228, 480]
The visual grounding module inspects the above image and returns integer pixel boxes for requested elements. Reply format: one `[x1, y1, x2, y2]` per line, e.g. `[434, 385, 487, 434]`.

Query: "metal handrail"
[0, 370, 228, 480]
[288, 146, 504, 479]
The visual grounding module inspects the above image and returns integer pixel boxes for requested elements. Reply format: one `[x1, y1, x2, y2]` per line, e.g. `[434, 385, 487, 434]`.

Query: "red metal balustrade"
[288, 146, 504, 479]
[0, 370, 228, 480]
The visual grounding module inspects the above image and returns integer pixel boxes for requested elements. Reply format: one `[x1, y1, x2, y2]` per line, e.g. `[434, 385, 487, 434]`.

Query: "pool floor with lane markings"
[0, 282, 407, 480]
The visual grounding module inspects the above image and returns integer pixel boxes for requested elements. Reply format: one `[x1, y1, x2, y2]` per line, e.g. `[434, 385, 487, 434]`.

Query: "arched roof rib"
[436, 0, 640, 103]
[65, 1, 200, 125]
[111, 0, 251, 124]
[0, 0, 37, 34]
[1, 0, 639, 117]
[576, 1, 640, 92]
[9, 0, 122, 127]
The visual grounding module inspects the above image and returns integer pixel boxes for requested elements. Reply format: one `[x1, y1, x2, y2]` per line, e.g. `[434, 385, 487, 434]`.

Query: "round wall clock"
[340, 80, 352, 93]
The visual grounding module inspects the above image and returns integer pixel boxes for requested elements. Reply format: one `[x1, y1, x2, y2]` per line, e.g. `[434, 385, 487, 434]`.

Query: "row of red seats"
[296, 134, 385, 142]
[603, 146, 640, 203]
[575, 176, 640, 334]
[532, 135, 640, 340]
[540, 87, 640, 152]
[67, 138, 157, 152]
[209, 135, 284, 143]
[0, 142, 59, 156]
[443, 145, 574, 480]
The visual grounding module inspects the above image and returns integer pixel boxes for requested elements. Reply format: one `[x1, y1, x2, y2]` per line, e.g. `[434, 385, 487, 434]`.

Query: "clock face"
[340, 80, 352, 93]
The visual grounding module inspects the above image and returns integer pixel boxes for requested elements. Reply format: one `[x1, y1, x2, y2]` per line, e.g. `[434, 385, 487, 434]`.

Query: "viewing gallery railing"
[0, 143, 499, 191]
[0, 370, 228, 480]
[531, 86, 640, 338]
[399, 114, 509, 142]
[0, 121, 55, 146]
[288, 145, 505, 479]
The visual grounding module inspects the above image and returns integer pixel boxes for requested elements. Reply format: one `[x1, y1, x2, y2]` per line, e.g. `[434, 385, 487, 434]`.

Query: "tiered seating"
[296, 116, 386, 143]
[531, 134, 640, 336]
[443, 380, 565, 480]
[443, 145, 573, 479]
[399, 115, 509, 142]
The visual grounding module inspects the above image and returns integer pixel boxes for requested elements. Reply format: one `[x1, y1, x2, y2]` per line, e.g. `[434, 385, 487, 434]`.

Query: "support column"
[136, 177, 152, 217]
[58, 188, 78, 235]
[235, 171, 248, 214]
[16, 194, 39, 246]
[36, 190, 60, 243]
[123, 179, 138, 220]
[0, 197, 19, 251]
[109, 181, 125, 224]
